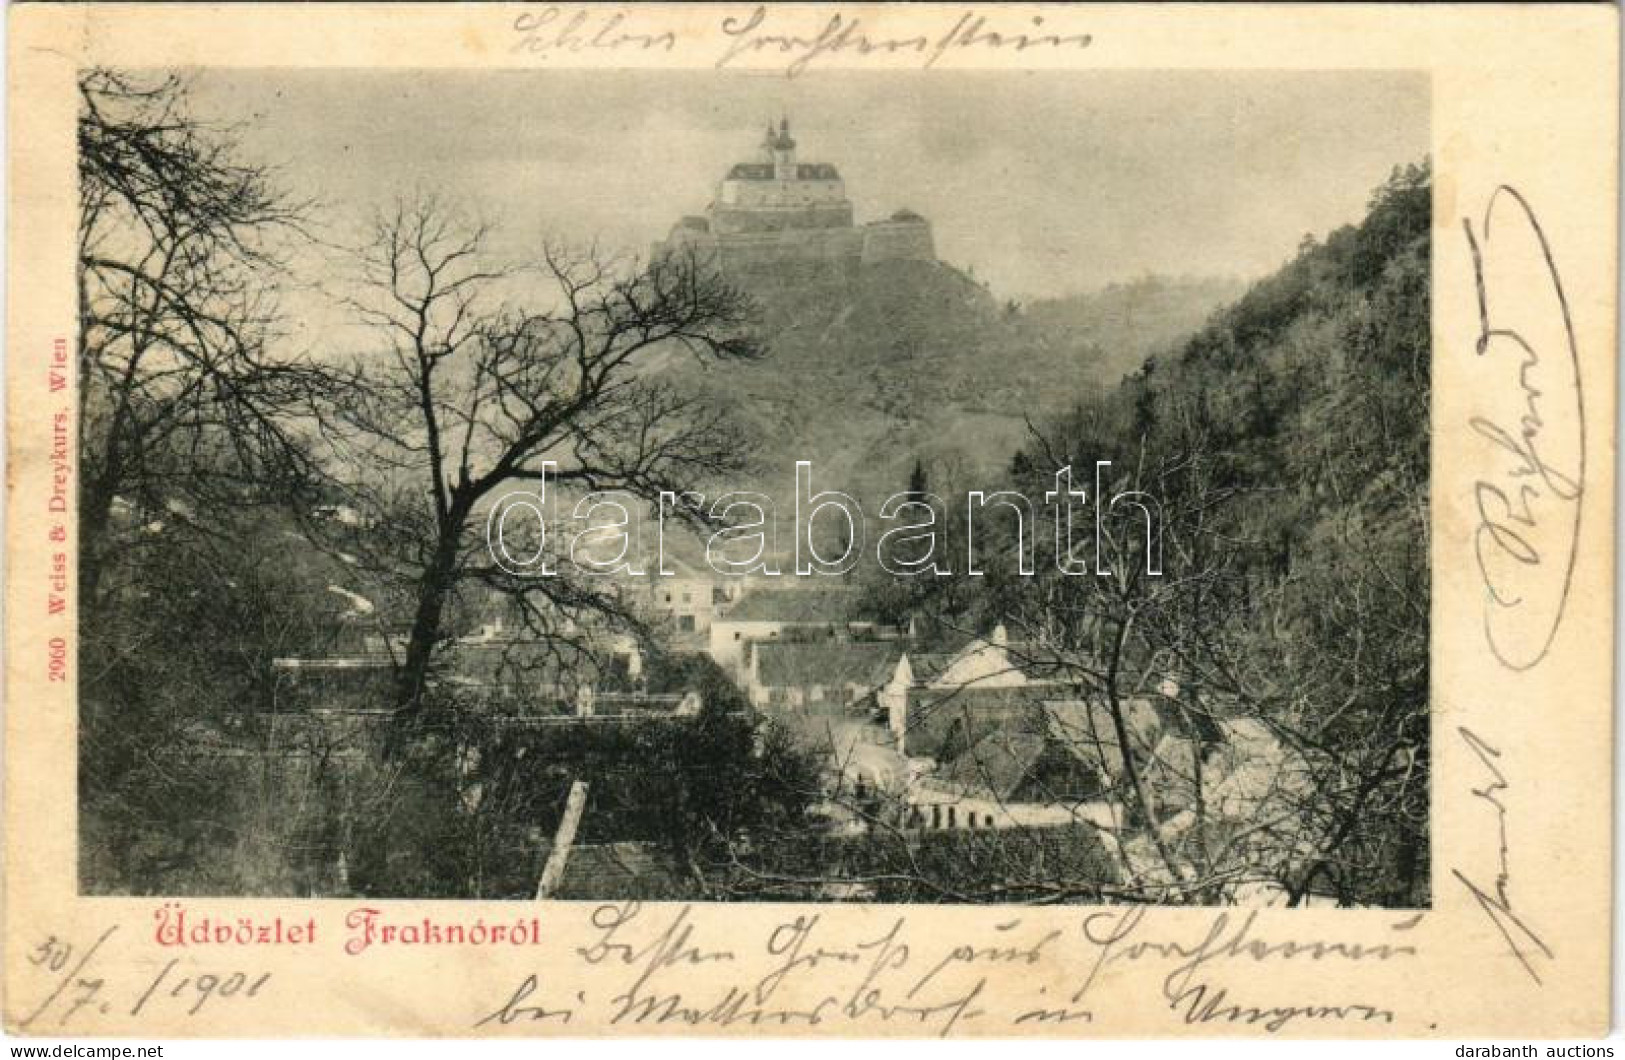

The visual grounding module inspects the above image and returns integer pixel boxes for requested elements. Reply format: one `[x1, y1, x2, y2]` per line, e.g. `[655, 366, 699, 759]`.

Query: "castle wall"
[655, 218, 937, 280]
[720, 178, 846, 208]
[652, 226, 855, 277]
[716, 227, 867, 278]
[860, 220, 936, 265]
[710, 202, 853, 236]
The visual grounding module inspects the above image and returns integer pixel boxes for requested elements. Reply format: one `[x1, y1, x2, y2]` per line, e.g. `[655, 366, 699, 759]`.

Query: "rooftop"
[1041, 697, 1164, 772]
[935, 726, 1107, 804]
[902, 633, 1068, 688]
[722, 587, 860, 624]
[546, 842, 689, 900]
[755, 640, 901, 688]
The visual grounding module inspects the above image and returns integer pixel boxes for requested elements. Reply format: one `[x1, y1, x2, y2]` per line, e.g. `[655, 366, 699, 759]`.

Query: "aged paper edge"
[3, 2, 1618, 1039]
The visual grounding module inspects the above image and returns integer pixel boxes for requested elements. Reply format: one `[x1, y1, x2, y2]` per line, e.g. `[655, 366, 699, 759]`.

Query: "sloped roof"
[1220, 716, 1275, 746]
[1140, 713, 1311, 823]
[905, 652, 955, 685]
[722, 587, 858, 623]
[903, 634, 1066, 688]
[646, 555, 714, 584]
[1000, 643, 1069, 682]
[1204, 717, 1313, 815]
[908, 691, 1191, 801]
[1042, 697, 1164, 777]
[941, 730, 1048, 799]
[900, 684, 1053, 761]
[936, 722, 1113, 805]
[549, 842, 690, 900]
[904, 683, 1051, 717]
[755, 640, 901, 688]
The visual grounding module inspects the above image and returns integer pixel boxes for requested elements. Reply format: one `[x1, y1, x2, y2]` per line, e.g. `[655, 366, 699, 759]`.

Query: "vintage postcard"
[4, 1, 1617, 1040]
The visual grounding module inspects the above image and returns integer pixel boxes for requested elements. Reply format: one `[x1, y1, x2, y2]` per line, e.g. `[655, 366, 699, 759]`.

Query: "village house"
[706, 585, 875, 675]
[743, 639, 900, 712]
[899, 697, 1158, 835]
[877, 623, 1064, 757]
[890, 681, 1311, 904]
[639, 557, 720, 644]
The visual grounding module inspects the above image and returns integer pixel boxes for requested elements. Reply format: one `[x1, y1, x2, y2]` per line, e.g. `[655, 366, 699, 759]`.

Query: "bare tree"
[987, 383, 1427, 907]
[1002, 407, 1231, 895]
[812, 373, 1425, 908]
[77, 69, 323, 609]
[323, 197, 763, 715]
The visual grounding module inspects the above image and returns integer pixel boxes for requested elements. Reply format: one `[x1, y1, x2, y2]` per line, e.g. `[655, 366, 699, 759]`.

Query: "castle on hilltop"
[653, 119, 935, 278]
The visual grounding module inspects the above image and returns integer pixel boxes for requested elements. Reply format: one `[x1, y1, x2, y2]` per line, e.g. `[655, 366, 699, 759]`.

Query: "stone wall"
[653, 215, 937, 279]
[710, 202, 854, 236]
[860, 219, 936, 264]
[719, 178, 847, 209]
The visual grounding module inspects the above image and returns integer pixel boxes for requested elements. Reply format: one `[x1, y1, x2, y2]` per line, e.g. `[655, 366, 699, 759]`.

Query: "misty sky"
[188, 68, 1427, 316]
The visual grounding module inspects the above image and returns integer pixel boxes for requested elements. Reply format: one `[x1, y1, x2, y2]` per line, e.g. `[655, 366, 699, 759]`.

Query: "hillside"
[690, 258, 1237, 509]
[1021, 275, 1245, 384]
[932, 159, 1432, 907]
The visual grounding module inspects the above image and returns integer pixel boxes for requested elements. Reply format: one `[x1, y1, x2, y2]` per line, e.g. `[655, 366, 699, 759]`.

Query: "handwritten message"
[10, 902, 1428, 1035]
[493, 904, 1418, 1035]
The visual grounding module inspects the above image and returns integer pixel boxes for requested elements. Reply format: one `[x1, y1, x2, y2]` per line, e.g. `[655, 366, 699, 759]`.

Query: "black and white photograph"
[76, 66, 1431, 908]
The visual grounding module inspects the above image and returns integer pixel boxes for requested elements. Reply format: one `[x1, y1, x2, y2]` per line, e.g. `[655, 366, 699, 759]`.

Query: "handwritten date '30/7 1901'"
[18, 927, 270, 1030]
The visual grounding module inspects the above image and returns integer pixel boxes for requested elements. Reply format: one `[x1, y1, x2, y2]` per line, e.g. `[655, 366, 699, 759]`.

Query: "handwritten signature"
[1450, 726, 1555, 984]
[1463, 185, 1585, 671]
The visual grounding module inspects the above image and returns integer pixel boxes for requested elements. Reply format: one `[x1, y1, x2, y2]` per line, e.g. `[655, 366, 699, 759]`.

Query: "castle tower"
[653, 120, 933, 274]
[770, 118, 797, 181]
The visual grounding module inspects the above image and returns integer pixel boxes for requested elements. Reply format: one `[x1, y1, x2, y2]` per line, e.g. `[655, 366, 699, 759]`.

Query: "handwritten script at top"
[509, 7, 1093, 76]
[1463, 186, 1585, 672]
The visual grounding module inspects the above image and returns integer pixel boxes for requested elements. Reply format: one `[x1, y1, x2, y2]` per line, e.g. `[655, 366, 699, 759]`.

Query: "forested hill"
[1010, 159, 1431, 634]
[1114, 157, 1430, 561]
[952, 160, 1432, 908]
[688, 258, 1238, 509]
[1022, 275, 1245, 384]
